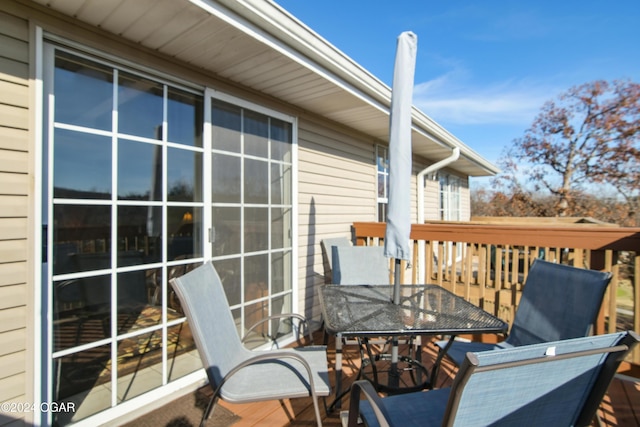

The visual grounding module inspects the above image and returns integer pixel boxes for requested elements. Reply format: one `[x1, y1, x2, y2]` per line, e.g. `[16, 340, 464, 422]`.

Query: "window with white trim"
[376, 144, 389, 221]
[439, 174, 461, 221]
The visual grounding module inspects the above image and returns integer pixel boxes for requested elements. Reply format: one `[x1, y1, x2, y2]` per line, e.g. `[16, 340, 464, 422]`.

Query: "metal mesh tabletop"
[319, 284, 507, 337]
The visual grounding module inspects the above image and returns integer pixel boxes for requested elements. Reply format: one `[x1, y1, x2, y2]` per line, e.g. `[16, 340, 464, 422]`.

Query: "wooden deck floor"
[205, 332, 639, 426]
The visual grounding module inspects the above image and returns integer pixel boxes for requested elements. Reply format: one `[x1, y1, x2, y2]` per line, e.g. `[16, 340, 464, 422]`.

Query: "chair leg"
[321, 320, 329, 345]
[279, 398, 298, 422]
[312, 397, 323, 427]
[594, 410, 604, 427]
[278, 397, 323, 427]
[200, 394, 218, 427]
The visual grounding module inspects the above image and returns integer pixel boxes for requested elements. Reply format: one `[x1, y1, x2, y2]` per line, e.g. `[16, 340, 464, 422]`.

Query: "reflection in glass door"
[44, 47, 205, 424]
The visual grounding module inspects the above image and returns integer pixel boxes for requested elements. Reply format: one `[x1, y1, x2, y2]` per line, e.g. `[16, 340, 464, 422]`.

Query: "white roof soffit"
[30, 0, 498, 176]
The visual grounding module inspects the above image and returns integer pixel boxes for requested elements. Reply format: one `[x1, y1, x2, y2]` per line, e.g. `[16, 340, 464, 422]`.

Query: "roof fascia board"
[190, 0, 390, 114]
[221, 0, 499, 175]
[230, 0, 391, 101]
[190, 0, 498, 176]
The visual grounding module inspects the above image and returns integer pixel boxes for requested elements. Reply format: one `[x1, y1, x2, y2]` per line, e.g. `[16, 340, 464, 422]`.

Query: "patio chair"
[331, 245, 391, 285]
[327, 245, 390, 350]
[331, 245, 426, 392]
[319, 237, 353, 342]
[435, 258, 612, 370]
[347, 330, 639, 427]
[170, 262, 331, 427]
[320, 237, 352, 284]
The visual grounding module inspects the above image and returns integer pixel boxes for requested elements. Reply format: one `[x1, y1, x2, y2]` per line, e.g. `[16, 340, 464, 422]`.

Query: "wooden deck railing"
[353, 221, 640, 365]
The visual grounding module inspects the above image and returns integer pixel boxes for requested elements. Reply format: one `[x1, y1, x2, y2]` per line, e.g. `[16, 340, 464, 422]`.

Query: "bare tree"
[498, 80, 640, 219]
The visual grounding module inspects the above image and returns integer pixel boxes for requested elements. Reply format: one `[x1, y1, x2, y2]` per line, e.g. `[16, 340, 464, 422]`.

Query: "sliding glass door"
[42, 45, 295, 424]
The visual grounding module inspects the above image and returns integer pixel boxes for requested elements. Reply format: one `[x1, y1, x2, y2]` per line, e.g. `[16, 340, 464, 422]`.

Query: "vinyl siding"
[0, 9, 29, 426]
[297, 118, 378, 319]
[423, 174, 440, 221]
[460, 178, 471, 221]
[294, 119, 473, 319]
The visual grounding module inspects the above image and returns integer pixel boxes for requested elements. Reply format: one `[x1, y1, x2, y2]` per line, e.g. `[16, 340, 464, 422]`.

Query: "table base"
[361, 353, 430, 394]
[326, 337, 431, 412]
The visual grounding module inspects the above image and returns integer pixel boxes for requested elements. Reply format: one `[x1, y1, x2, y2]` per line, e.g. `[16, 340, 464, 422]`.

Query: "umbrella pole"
[389, 258, 402, 388]
[392, 258, 402, 304]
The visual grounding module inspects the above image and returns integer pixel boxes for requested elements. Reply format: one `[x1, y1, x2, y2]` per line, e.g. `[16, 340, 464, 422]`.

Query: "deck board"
[147, 331, 639, 426]
[598, 375, 640, 427]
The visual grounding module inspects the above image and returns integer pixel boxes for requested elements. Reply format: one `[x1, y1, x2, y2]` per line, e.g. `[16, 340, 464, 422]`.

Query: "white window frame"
[438, 173, 463, 264]
[439, 174, 461, 221]
[376, 144, 389, 222]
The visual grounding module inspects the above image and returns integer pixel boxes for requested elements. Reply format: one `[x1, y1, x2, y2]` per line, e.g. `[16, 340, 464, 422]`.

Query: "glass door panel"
[53, 129, 112, 199]
[54, 51, 113, 130]
[45, 47, 204, 424]
[210, 96, 294, 346]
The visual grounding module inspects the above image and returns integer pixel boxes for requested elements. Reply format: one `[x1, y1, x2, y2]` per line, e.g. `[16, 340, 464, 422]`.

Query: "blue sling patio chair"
[435, 259, 612, 372]
[347, 330, 639, 427]
[170, 262, 331, 427]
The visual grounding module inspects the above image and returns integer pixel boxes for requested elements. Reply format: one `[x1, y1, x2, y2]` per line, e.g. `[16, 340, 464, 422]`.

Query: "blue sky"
[274, 1, 640, 184]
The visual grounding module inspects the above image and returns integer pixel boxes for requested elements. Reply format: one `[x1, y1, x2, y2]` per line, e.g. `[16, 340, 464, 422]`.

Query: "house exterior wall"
[0, 8, 32, 425]
[460, 177, 471, 221]
[297, 118, 378, 319]
[421, 168, 470, 222]
[0, 1, 475, 425]
[423, 177, 440, 221]
[295, 117, 473, 318]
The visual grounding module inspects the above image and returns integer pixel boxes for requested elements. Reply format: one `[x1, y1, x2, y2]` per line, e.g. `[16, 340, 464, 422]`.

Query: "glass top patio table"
[318, 284, 508, 408]
[319, 284, 508, 337]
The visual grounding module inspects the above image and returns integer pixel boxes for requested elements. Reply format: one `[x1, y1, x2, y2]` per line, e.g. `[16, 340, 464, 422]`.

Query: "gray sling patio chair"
[435, 258, 612, 370]
[319, 237, 354, 344]
[331, 245, 391, 285]
[170, 262, 331, 427]
[330, 245, 426, 392]
[320, 237, 352, 284]
[327, 245, 391, 350]
[347, 330, 639, 427]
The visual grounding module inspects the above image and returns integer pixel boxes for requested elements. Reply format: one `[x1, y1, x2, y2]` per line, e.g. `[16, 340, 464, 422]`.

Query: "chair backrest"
[331, 245, 390, 285]
[320, 237, 352, 284]
[507, 259, 612, 347]
[444, 331, 639, 427]
[169, 262, 250, 388]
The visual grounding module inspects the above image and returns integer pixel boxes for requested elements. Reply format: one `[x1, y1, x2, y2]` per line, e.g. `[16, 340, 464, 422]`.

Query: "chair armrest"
[348, 380, 393, 427]
[242, 313, 313, 346]
[212, 350, 324, 426]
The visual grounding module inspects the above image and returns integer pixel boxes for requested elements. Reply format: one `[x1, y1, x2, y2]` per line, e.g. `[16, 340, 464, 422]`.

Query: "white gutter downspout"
[417, 147, 460, 282]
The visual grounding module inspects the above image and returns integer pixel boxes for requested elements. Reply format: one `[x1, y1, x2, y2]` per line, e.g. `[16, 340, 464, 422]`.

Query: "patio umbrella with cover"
[383, 31, 417, 387]
[384, 31, 417, 303]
